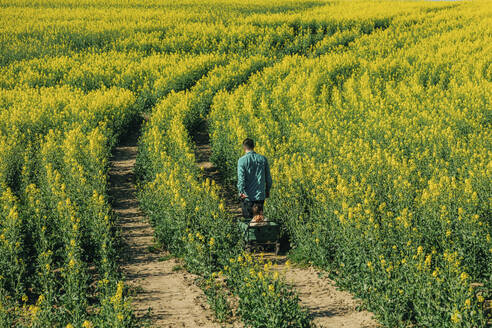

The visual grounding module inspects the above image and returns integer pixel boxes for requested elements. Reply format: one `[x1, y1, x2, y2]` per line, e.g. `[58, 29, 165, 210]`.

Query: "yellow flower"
[450, 310, 461, 323]
[460, 272, 469, 282]
[37, 294, 45, 305]
[268, 284, 274, 292]
[424, 255, 432, 267]
[66, 324, 74, 328]
[29, 305, 39, 316]
[111, 281, 124, 304]
[417, 246, 423, 255]
[82, 320, 93, 328]
[464, 299, 471, 307]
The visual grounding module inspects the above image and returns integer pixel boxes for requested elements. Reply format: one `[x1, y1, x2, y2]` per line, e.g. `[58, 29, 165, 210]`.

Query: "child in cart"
[251, 203, 267, 224]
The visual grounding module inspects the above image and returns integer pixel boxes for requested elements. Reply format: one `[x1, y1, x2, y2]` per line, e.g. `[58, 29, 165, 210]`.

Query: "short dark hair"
[242, 138, 255, 150]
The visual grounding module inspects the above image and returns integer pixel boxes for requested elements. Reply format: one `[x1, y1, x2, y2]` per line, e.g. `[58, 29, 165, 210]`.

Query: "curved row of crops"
[0, 51, 229, 327]
[0, 86, 137, 327]
[1, 0, 442, 66]
[136, 57, 313, 327]
[0, 0, 358, 324]
[133, 4, 443, 325]
[1, 0, 490, 327]
[208, 2, 491, 327]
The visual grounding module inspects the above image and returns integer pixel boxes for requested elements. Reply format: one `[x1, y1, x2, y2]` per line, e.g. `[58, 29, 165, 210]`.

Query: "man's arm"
[265, 157, 272, 197]
[237, 158, 247, 198]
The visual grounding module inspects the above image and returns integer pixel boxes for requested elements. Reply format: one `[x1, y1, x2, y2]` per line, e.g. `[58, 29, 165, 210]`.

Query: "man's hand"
[240, 193, 247, 200]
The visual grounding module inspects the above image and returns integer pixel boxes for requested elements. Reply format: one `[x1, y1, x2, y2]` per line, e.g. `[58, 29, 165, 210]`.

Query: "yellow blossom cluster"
[208, 1, 492, 326]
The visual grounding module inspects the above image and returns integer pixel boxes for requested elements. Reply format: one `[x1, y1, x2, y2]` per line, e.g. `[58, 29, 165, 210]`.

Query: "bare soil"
[192, 121, 379, 328]
[109, 125, 220, 328]
[108, 117, 379, 328]
[286, 267, 378, 328]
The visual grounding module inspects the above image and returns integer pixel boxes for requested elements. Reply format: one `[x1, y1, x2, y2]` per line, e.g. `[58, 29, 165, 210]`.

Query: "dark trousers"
[241, 199, 264, 219]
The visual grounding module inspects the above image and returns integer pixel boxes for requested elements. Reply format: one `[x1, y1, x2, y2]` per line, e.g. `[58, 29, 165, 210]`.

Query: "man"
[237, 138, 272, 219]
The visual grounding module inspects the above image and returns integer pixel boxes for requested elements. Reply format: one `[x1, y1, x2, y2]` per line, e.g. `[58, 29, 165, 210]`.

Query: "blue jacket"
[237, 151, 272, 201]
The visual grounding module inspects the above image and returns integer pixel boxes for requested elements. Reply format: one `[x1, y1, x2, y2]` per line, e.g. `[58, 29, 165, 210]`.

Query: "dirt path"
[109, 123, 220, 328]
[272, 258, 378, 328]
[192, 121, 379, 328]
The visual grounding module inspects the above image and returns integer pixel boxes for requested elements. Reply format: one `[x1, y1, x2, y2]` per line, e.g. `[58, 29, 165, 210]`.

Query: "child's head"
[252, 203, 263, 217]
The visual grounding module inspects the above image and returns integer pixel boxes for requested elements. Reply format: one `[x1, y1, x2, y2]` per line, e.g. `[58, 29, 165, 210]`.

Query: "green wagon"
[238, 219, 280, 255]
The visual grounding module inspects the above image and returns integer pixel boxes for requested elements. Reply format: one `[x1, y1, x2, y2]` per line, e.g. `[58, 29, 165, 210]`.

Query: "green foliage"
[137, 62, 312, 327]
[1, 0, 490, 327]
[0, 86, 137, 326]
[208, 2, 492, 327]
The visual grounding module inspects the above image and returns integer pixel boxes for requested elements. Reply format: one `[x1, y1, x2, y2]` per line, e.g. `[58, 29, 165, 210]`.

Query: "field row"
[0, 86, 135, 326]
[0, 51, 232, 327]
[209, 2, 491, 327]
[136, 57, 315, 326]
[0, 0, 490, 327]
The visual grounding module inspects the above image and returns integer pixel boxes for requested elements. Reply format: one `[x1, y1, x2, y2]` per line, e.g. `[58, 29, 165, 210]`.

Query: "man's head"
[242, 138, 255, 152]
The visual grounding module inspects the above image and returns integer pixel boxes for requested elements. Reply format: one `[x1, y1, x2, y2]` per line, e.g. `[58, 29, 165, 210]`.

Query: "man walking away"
[237, 138, 272, 219]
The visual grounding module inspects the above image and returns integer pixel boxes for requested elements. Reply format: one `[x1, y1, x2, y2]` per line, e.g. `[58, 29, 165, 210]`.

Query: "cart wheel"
[275, 243, 280, 256]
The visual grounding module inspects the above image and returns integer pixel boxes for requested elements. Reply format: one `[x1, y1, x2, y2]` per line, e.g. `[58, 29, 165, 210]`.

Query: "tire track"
[109, 122, 220, 328]
[193, 120, 379, 328]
